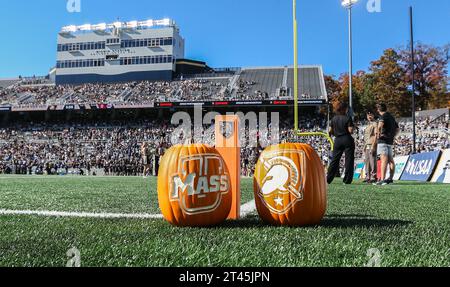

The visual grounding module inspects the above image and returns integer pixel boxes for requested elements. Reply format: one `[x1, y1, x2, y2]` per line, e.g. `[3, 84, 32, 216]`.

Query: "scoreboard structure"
[55, 19, 185, 85]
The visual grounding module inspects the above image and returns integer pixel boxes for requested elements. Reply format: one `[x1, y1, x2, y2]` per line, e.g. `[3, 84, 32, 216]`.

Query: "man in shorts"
[374, 103, 399, 186]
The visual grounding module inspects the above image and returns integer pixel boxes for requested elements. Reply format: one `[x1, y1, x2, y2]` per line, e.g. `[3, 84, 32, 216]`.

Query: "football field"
[0, 175, 448, 267]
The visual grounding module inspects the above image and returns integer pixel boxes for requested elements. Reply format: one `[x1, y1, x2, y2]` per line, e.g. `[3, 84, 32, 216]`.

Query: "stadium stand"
[0, 66, 327, 107]
[0, 114, 331, 176]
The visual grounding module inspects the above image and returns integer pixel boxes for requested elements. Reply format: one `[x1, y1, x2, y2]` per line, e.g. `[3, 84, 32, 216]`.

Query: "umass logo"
[169, 154, 230, 215]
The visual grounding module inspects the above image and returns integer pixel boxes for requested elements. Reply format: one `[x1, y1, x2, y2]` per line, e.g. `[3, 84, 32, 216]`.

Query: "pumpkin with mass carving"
[253, 143, 327, 226]
[157, 144, 232, 227]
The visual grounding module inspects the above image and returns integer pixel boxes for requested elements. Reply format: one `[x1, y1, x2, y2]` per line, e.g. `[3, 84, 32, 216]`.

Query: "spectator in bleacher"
[363, 110, 378, 184]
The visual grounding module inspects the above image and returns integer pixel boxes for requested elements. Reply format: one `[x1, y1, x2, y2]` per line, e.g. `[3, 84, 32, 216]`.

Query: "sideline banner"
[400, 151, 441, 182]
[431, 149, 450, 183]
[393, 156, 410, 181]
[354, 161, 365, 180]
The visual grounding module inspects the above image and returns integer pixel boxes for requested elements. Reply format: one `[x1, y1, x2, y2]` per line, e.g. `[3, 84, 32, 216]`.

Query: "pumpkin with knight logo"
[253, 143, 327, 226]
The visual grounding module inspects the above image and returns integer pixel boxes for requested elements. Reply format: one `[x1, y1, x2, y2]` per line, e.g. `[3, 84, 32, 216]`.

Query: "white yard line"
[0, 209, 163, 219]
[0, 201, 257, 220]
[240, 200, 256, 217]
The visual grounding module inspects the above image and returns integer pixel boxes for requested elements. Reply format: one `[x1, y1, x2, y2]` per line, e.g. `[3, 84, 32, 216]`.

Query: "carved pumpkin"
[157, 144, 232, 227]
[253, 143, 327, 226]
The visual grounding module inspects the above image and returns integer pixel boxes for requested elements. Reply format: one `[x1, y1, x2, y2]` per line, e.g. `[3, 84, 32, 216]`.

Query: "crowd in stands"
[0, 113, 448, 176]
[354, 116, 449, 159]
[0, 116, 331, 176]
[0, 78, 277, 107]
[0, 75, 325, 107]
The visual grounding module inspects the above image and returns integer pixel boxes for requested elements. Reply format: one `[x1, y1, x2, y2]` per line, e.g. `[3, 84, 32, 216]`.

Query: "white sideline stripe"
[0, 209, 163, 219]
[0, 201, 257, 220]
[240, 200, 256, 217]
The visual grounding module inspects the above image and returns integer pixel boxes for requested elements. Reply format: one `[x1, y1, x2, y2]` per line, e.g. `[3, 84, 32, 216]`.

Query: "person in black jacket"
[327, 102, 356, 185]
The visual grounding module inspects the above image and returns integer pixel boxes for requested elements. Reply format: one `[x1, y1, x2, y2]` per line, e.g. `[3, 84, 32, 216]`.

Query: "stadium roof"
[60, 18, 175, 34]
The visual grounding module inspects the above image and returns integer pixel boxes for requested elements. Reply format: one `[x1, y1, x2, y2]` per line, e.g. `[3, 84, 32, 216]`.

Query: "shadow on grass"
[320, 217, 412, 229]
[214, 214, 412, 229]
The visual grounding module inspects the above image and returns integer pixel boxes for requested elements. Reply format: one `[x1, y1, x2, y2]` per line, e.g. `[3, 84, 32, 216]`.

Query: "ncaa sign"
[401, 151, 441, 182]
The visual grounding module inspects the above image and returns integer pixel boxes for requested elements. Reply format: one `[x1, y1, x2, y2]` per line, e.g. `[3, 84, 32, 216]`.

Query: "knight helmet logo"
[170, 154, 230, 215]
[257, 150, 305, 214]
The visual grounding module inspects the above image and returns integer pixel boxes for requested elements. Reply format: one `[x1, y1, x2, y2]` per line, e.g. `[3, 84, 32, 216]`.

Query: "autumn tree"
[370, 48, 410, 117]
[400, 43, 449, 110]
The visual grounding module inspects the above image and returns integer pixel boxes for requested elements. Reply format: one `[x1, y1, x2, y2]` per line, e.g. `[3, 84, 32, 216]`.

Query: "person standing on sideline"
[374, 103, 400, 186]
[363, 110, 378, 183]
[141, 142, 151, 178]
[327, 102, 356, 185]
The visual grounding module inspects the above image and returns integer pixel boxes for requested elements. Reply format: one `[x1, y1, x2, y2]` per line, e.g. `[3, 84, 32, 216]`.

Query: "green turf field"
[0, 175, 448, 267]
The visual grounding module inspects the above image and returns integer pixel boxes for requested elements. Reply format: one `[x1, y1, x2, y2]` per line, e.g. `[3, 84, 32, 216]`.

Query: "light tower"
[341, 0, 359, 117]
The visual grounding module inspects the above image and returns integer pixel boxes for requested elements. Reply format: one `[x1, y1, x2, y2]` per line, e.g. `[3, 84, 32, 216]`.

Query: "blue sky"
[0, 0, 449, 78]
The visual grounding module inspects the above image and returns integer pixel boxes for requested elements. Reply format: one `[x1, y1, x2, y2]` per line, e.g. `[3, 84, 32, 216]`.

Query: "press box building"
[55, 19, 185, 85]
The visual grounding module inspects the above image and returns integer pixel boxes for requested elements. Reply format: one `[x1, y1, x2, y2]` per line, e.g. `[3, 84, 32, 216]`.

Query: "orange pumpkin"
[157, 144, 232, 227]
[253, 143, 327, 226]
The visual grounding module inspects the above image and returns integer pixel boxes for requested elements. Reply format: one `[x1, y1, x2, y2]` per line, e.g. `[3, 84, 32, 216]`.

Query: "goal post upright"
[292, 0, 334, 150]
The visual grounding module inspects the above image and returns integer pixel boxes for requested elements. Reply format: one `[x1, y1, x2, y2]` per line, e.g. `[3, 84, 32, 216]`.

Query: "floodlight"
[341, 0, 358, 8]
[61, 25, 77, 33]
[92, 23, 107, 31]
[126, 21, 138, 28]
[139, 20, 154, 27]
[79, 24, 92, 31]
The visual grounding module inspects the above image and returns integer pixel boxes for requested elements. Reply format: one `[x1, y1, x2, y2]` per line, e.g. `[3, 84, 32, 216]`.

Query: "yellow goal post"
[293, 0, 334, 150]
